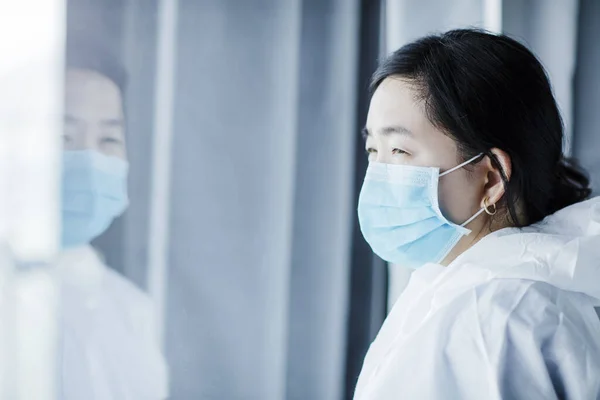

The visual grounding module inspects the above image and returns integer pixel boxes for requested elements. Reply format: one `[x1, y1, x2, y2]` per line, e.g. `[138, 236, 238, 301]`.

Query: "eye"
[392, 148, 409, 155]
[100, 136, 124, 146]
[366, 148, 377, 155]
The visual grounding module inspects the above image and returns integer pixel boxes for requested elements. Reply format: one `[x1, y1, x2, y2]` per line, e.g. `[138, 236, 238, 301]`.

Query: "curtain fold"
[285, 0, 359, 398]
[573, 0, 600, 193]
[125, 1, 361, 398]
[386, 0, 484, 54]
[503, 0, 579, 155]
[165, 1, 301, 398]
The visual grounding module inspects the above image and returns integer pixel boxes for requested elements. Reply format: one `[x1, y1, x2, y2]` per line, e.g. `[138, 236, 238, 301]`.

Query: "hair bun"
[549, 157, 592, 215]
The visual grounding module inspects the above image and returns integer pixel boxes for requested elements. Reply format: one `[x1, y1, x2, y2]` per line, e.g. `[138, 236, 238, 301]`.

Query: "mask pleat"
[358, 160, 478, 269]
[61, 150, 129, 248]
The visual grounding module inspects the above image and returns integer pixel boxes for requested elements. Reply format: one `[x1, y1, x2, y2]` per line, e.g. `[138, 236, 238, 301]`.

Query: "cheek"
[437, 171, 482, 224]
[101, 146, 127, 160]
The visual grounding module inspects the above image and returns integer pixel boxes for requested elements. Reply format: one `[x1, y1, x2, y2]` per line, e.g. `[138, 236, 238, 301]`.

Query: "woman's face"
[364, 77, 492, 261]
[64, 69, 126, 159]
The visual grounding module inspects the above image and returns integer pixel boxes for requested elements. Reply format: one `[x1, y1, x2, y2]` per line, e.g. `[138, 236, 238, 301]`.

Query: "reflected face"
[64, 69, 126, 159]
[364, 77, 485, 226]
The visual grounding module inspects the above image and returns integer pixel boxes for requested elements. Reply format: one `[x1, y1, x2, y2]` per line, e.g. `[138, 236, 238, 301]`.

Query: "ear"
[481, 148, 512, 208]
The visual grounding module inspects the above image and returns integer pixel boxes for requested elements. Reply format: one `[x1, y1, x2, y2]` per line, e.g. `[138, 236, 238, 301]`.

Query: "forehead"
[366, 77, 428, 133]
[65, 69, 123, 117]
[366, 77, 459, 162]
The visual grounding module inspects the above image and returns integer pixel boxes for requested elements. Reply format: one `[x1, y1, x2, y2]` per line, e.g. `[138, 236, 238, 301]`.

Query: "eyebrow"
[100, 118, 124, 128]
[64, 114, 124, 127]
[361, 125, 412, 139]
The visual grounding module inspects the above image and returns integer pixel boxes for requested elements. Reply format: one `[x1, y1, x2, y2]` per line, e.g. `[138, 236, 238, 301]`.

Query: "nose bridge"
[376, 152, 392, 164]
[79, 122, 101, 152]
[373, 134, 391, 164]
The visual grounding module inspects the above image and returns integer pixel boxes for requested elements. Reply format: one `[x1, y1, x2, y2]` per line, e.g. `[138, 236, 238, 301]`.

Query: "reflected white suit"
[58, 246, 168, 400]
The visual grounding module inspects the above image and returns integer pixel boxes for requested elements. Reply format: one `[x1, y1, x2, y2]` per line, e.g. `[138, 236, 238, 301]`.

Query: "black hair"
[65, 37, 127, 95]
[371, 28, 591, 226]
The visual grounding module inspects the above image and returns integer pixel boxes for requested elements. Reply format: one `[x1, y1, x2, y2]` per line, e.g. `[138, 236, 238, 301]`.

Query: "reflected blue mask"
[358, 154, 484, 269]
[61, 150, 129, 248]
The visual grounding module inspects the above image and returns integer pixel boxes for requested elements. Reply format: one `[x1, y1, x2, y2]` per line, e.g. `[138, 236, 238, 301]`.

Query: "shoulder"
[457, 279, 600, 398]
[101, 268, 156, 323]
[103, 267, 151, 306]
[456, 279, 572, 332]
[447, 278, 600, 357]
[472, 279, 562, 320]
[57, 246, 153, 313]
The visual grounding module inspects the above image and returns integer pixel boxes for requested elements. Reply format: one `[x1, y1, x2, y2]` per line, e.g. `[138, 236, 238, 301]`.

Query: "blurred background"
[1, 0, 600, 399]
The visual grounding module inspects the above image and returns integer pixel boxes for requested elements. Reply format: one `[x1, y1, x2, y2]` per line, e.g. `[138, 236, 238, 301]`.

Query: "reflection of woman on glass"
[59, 44, 168, 399]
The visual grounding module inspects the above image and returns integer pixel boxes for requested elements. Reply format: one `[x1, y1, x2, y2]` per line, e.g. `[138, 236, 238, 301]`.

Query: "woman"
[59, 44, 168, 399]
[355, 29, 600, 399]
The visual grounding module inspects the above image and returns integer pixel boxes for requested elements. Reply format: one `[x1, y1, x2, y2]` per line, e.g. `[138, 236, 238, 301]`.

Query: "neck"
[440, 220, 494, 267]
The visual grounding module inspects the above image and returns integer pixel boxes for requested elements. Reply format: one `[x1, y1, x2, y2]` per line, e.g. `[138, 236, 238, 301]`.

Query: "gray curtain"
[119, 0, 360, 399]
[285, 1, 359, 398]
[502, 0, 579, 155]
[386, 0, 484, 53]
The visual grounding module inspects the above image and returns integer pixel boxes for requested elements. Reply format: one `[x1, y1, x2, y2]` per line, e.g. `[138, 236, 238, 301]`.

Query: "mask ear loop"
[460, 207, 486, 227]
[460, 197, 497, 227]
[439, 153, 484, 177]
[439, 153, 486, 228]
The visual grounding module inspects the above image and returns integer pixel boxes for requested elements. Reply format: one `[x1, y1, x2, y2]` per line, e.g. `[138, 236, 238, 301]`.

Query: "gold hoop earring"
[483, 197, 497, 216]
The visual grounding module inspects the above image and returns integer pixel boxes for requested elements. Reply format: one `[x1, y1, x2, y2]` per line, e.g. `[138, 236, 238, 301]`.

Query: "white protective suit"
[354, 197, 600, 400]
[57, 246, 168, 400]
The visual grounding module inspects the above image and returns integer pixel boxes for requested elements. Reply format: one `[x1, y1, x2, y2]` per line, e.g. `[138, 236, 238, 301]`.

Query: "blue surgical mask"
[61, 150, 129, 248]
[358, 154, 484, 269]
